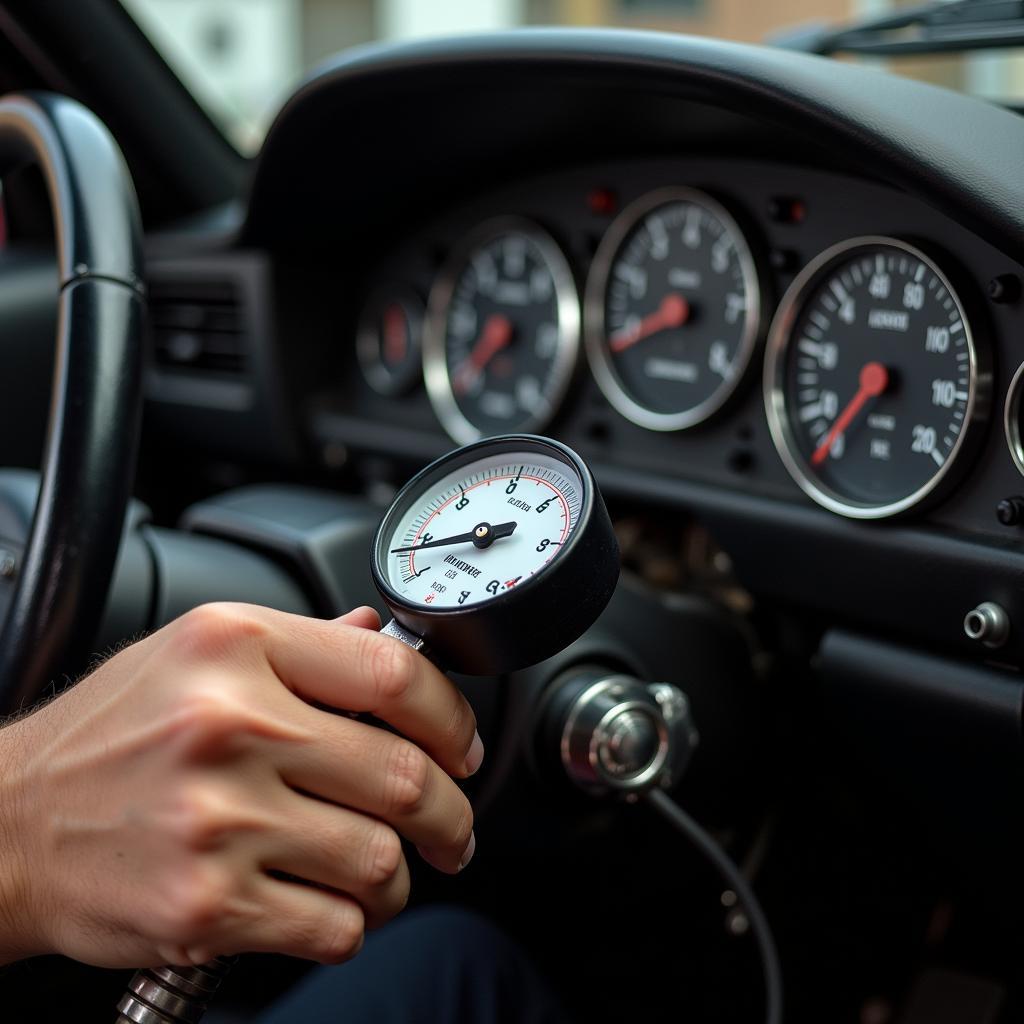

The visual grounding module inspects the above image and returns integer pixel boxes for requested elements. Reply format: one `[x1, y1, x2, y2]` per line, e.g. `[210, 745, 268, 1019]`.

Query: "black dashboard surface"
[145, 30, 1024, 668]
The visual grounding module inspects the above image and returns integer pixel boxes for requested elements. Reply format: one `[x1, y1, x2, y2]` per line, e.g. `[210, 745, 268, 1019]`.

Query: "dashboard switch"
[995, 496, 1024, 526]
[963, 601, 1009, 649]
[988, 274, 1020, 305]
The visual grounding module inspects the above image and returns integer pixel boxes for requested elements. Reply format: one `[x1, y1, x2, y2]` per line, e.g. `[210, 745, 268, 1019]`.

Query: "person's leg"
[252, 906, 568, 1024]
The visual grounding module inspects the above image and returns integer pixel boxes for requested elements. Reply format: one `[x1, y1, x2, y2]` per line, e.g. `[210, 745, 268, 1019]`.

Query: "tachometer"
[764, 236, 987, 519]
[584, 187, 762, 430]
[423, 218, 580, 444]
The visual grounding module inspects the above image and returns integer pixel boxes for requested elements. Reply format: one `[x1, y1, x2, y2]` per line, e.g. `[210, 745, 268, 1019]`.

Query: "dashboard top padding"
[242, 28, 1024, 263]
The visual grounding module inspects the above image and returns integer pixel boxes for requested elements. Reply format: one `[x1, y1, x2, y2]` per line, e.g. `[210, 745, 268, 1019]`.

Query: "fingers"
[274, 711, 475, 874]
[241, 875, 367, 964]
[254, 607, 482, 780]
[261, 791, 410, 929]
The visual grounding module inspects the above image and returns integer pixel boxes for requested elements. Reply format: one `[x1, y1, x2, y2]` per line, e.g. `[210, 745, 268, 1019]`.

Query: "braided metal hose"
[115, 957, 236, 1023]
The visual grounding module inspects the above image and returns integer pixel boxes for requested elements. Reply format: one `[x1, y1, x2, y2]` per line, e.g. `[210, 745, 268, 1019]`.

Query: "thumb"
[335, 605, 383, 631]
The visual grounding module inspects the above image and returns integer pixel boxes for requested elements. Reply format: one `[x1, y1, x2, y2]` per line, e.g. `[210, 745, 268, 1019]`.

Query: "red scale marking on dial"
[407, 473, 572, 576]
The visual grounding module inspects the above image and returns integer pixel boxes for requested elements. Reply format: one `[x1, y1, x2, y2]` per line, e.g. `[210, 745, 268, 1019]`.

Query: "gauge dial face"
[585, 187, 762, 431]
[357, 286, 423, 396]
[765, 237, 982, 519]
[424, 219, 580, 444]
[382, 450, 583, 609]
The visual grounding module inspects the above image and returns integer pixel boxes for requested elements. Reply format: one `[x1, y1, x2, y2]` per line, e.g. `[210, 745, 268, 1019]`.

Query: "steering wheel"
[0, 93, 143, 715]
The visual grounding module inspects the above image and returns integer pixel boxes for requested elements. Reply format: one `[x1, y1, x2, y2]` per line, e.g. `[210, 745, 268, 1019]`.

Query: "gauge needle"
[453, 314, 514, 394]
[391, 520, 518, 554]
[811, 361, 889, 467]
[609, 293, 690, 354]
[382, 303, 407, 365]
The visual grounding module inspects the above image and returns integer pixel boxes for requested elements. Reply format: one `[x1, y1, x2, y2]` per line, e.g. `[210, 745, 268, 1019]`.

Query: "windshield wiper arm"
[772, 0, 1024, 58]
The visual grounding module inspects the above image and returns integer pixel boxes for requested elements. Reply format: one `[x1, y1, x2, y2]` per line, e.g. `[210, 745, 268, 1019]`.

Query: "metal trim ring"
[583, 186, 763, 432]
[763, 235, 983, 520]
[1004, 360, 1024, 478]
[422, 216, 580, 445]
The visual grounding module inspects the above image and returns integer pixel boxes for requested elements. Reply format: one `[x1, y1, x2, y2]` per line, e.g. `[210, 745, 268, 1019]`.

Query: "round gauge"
[370, 434, 618, 674]
[357, 285, 423, 396]
[765, 236, 986, 519]
[584, 187, 762, 431]
[423, 219, 580, 444]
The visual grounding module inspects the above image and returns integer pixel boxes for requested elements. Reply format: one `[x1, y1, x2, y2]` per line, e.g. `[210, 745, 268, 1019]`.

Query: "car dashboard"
[64, 25, 1024, 1024]
[146, 31, 1024, 673]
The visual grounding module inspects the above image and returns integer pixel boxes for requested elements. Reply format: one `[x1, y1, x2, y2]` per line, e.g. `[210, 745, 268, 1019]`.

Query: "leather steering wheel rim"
[0, 92, 143, 715]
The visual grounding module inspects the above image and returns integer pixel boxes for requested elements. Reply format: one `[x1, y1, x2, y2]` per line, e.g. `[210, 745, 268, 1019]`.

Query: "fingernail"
[464, 731, 484, 776]
[459, 831, 476, 871]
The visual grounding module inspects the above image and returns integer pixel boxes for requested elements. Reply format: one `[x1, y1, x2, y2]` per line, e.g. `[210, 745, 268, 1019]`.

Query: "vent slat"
[148, 279, 247, 375]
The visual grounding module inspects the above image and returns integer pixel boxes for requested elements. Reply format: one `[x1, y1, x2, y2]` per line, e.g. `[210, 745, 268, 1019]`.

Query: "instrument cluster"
[351, 163, 1018, 524]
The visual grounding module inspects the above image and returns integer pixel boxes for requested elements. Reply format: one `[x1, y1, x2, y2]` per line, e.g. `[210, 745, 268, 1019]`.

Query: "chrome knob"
[553, 668, 698, 794]
[964, 601, 1010, 648]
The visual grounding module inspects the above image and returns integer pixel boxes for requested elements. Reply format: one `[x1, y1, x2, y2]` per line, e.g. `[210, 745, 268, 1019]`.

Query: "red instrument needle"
[454, 313, 513, 394]
[810, 361, 889, 467]
[609, 293, 690, 354]
[382, 303, 407, 365]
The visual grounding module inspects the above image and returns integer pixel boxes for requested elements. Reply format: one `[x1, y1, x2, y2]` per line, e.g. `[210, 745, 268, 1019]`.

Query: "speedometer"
[764, 237, 987, 519]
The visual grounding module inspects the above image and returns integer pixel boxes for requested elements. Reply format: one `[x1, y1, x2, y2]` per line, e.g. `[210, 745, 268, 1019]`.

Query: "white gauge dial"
[384, 451, 583, 609]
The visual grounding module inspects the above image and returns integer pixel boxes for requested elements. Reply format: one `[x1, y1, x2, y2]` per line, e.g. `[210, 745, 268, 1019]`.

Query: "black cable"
[644, 788, 783, 1024]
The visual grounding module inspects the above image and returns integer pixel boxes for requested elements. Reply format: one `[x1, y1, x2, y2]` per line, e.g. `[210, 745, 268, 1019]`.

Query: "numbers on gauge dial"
[785, 247, 972, 507]
[386, 453, 582, 609]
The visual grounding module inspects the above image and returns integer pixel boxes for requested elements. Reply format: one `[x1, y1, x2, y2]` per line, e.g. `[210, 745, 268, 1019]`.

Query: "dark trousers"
[252, 907, 567, 1024]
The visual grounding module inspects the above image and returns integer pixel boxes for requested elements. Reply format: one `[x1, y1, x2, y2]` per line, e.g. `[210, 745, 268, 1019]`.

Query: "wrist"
[0, 718, 42, 964]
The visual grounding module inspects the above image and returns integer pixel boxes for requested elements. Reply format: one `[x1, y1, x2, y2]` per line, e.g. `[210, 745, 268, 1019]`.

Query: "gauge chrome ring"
[584, 186, 762, 432]
[763, 235, 984, 520]
[423, 216, 580, 445]
[1003, 360, 1024, 477]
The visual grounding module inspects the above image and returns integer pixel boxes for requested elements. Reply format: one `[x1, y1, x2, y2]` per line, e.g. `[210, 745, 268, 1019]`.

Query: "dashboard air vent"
[149, 278, 247, 375]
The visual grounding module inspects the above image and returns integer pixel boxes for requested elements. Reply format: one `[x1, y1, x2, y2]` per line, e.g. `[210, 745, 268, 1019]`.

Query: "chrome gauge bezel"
[583, 186, 763, 432]
[1003, 360, 1024, 477]
[763, 235, 984, 520]
[356, 283, 424, 397]
[423, 217, 581, 445]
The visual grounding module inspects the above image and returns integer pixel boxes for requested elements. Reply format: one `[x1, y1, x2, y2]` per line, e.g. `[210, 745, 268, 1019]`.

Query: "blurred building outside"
[121, 0, 1024, 153]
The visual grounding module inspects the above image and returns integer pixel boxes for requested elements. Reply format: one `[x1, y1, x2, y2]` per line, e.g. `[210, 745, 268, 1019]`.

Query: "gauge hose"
[644, 788, 783, 1024]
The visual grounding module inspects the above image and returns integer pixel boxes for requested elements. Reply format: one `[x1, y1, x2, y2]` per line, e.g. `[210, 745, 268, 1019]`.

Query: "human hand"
[0, 603, 480, 968]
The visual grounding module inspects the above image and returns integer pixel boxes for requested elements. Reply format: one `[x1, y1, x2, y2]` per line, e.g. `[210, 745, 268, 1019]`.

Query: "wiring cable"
[644, 787, 783, 1024]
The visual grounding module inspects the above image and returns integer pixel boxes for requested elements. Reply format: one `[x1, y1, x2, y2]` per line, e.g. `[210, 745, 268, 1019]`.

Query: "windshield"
[121, 0, 1024, 154]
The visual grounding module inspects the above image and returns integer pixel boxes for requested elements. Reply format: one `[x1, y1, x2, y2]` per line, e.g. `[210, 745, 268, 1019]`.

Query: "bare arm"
[0, 603, 480, 968]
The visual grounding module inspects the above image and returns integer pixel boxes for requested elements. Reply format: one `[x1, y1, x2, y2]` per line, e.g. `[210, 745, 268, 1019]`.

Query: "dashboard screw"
[996, 496, 1024, 525]
[988, 274, 1020, 304]
[769, 249, 798, 273]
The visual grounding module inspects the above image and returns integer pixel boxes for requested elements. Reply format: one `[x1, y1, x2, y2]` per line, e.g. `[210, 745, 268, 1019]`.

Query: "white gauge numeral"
[931, 379, 957, 408]
[868, 273, 890, 299]
[925, 326, 949, 353]
[903, 282, 925, 310]
[911, 424, 937, 454]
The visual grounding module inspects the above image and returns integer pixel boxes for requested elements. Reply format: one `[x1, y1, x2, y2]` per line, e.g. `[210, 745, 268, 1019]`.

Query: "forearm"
[0, 719, 40, 965]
